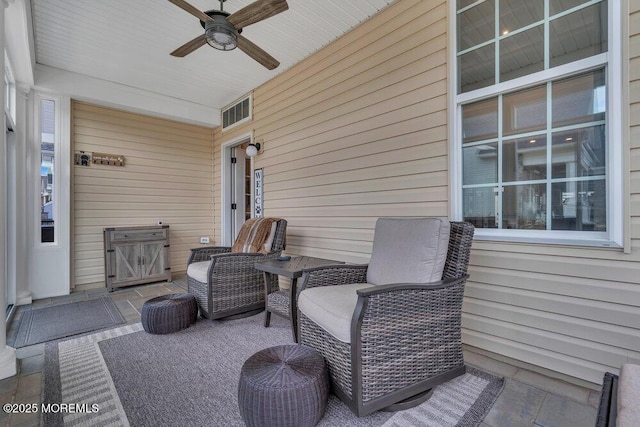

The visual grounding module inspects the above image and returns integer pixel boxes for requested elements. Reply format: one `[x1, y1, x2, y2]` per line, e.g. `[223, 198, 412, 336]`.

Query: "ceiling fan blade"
[168, 0, 213, 22]
[170, 34, 207, 57]
[227, 0, 288, 29]
[237, 35, 279, 70]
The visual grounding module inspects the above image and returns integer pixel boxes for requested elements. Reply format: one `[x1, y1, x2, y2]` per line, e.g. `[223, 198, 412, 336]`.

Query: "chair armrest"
[298, 264, 368, 296]
[208, 251, 281, 290]
[188, 246, 231, 264]
[356, 275, 469, 297]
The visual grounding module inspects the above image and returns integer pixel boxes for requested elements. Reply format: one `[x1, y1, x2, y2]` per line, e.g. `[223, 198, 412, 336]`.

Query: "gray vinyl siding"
[213, 0, 640, 386]
[72, 101, 214, 290]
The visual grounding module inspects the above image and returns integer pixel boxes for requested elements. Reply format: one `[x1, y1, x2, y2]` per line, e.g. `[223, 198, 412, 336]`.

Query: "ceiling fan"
[168, 0, 288, 70]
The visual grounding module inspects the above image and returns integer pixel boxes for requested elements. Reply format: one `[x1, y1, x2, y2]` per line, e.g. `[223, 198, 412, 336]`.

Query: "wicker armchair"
[296, 219, 474, 416]
[187, 219, 287, 320]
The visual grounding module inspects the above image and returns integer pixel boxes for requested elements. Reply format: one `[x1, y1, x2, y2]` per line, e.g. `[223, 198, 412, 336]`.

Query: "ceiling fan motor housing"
[202, 11, 240, 51]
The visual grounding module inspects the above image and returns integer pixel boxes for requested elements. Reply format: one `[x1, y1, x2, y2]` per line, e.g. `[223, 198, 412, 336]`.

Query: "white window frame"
[449, 0, 623, 248]
[221, 92, 252, 132]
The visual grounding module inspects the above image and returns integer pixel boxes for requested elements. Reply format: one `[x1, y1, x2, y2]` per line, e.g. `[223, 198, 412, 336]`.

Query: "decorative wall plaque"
[74, 151, 92, 166]
[92, 152, 125, 167]
[254, 168, 263, 218]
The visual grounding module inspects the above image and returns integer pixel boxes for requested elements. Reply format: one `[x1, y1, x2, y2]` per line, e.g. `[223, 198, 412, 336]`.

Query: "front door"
[230, 144, 252, 241]
[222, 133, 255, 246]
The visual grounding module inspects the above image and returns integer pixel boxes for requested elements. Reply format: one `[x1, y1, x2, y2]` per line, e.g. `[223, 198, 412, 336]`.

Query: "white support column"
[0, 0, 19, 379]
[14, 85, 30, 305]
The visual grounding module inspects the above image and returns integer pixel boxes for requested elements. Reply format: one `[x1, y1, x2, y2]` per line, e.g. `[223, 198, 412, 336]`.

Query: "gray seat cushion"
[298, 283, 373, 343]
[366, 218, 451, 286]
[187, 260, 211, 283]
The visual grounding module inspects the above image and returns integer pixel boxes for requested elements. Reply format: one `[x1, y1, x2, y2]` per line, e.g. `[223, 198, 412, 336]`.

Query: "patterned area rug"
[13, 297, 125, 348]
[43, 314, 503, 426]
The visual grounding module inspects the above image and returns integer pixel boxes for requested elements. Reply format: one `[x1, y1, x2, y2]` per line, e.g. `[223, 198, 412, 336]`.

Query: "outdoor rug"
[14, 296, 126, 348]
[43, 314, 504, 426]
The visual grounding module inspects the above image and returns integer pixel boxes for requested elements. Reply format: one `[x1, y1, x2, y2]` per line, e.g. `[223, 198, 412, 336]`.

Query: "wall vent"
[222, 94, 251, 130]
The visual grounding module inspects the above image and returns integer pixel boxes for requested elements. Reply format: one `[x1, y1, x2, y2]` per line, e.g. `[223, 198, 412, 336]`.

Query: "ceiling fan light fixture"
[204, 16, 238, 51]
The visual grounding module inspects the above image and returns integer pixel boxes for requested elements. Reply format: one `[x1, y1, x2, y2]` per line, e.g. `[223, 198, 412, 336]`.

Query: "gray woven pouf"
[141, 293, 198, 334]
[238, 344, 329, 427]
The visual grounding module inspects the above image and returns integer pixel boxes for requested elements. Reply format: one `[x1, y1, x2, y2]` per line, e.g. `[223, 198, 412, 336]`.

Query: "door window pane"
[40, 99, 55, 243]
[550, 2, 608, 68]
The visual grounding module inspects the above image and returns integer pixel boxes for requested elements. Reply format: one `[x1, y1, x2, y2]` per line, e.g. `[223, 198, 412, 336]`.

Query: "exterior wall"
[72, 101, 214, 290]
[213, 0, 640, 386]
[216, 0, 449, 262]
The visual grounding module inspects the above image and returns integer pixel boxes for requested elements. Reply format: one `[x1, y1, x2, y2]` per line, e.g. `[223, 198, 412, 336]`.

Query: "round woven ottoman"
[238, 344, 329, 427]
[141, 293, 198, 334]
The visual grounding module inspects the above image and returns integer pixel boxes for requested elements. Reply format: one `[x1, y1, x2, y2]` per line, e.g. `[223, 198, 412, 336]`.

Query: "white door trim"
[220, 131, 253, 246]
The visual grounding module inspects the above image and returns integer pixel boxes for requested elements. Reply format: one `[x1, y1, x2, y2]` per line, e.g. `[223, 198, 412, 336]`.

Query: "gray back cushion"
[366, 218, 451, 286]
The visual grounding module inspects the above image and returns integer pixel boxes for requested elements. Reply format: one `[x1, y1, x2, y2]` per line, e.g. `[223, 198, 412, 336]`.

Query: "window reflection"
[40, 99, 55, 243]
[463, 143, 498, 185]
[551, 180, 606, 231]
[503, 135, 547, 182]
[463, 187, 498, 229]
[503, 85, 546, 136]
[551, 126, 606, 179]
[461, 68, 606, 232]
[503, 184, 547, 229]
[552, 70, 606, 127]
[500, 25, 544, 83]
[459, 44, 495, 93]
[462, 97, 498, 143]
[550, 2, 607, 68]
[500, 0, 543, 35]
[458, 0, 495, 51]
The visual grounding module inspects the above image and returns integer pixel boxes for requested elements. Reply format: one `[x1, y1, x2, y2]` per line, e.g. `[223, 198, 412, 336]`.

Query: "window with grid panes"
[453, 0, 621, 246]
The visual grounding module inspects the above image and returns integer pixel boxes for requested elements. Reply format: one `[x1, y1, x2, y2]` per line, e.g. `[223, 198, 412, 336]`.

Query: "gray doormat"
[14, 296, 126, 348]
[43, 314, 503, 426]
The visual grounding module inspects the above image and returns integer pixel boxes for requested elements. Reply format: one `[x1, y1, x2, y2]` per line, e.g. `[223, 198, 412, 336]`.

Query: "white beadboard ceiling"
[31, 0, 396, 113]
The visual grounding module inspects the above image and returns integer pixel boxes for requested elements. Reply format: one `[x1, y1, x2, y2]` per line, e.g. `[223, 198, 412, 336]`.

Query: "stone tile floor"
[0, 278, 600, 426]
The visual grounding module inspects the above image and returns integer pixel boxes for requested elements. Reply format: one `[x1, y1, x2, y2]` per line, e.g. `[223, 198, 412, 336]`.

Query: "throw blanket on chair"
[232, 218, 280, 254]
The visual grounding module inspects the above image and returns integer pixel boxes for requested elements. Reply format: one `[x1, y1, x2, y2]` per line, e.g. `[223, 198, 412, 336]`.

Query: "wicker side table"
[141, 293, 198, 334]
[238, 344, 329, 427]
